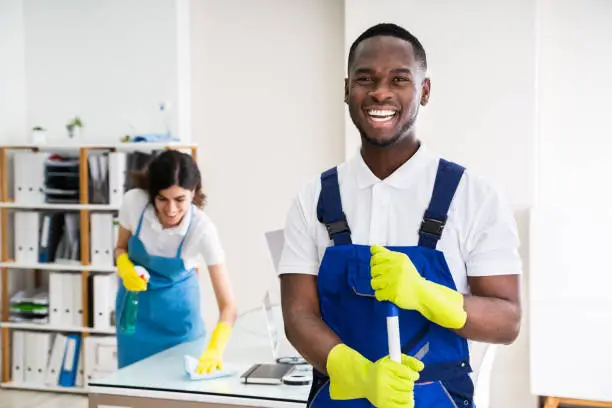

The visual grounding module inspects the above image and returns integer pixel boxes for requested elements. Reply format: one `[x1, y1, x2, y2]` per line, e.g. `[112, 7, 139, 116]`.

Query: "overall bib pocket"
[347, 257, 375, 297]
[415, 381, 459, 407]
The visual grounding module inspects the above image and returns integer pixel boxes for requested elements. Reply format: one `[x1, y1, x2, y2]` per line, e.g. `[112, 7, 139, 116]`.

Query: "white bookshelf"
[0, 202, 120, 211]
[0, 261, 116, 273]
[0, 381, 88, 394]
[0, 322, 115, 335]
[0, 142, 198, 394]
[2, 142, 197, 155]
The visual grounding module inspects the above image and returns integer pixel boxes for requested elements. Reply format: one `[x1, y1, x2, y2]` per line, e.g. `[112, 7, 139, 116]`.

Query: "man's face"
[345, 36, 430, 147]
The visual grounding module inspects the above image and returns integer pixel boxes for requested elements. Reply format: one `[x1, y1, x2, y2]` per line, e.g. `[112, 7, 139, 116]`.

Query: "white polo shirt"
[118, 188, 225, 270]
[278, 143, 521, 294]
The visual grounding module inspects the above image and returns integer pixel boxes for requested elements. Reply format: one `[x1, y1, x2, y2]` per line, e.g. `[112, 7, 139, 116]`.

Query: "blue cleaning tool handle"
[386, 302, 399, 317]
[385, 302, 401, 362]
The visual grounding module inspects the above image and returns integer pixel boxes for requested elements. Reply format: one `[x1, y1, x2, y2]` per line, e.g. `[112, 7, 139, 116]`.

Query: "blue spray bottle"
[119, 266, 150, 335]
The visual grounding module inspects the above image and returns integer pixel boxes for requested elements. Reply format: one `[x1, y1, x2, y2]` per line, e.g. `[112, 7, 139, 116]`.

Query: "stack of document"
[44, 155, 80, 204]
[9, 289, 49, 324]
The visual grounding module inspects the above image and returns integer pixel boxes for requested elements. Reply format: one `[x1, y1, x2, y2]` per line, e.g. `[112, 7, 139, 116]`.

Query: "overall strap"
[418, 159, 465, 249]
[134, 204, 148, 237]
[316, 167, 352, 246]
[176, 205, 195, 258]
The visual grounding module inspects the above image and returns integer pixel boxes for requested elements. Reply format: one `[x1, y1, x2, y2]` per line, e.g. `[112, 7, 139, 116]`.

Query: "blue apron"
[116, 204, 206, 368]
[308, 158, 474, 408]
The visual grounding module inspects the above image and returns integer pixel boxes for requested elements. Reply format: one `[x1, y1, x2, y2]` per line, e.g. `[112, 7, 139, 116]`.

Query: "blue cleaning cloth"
[132, 133, 180, 143]
[184, 355, 237, 381]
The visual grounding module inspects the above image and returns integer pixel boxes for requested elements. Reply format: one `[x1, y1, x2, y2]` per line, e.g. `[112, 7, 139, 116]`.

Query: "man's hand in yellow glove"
[327, 343, 423, 408]
[116, 253, 147, 292]
[196, 322, 232, 374]
[370, 245, 467, 329]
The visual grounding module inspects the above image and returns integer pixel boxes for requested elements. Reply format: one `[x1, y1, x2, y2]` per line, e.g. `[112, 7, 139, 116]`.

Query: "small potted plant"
[66, 116, 84, 140]
[31, 126, 47, 144]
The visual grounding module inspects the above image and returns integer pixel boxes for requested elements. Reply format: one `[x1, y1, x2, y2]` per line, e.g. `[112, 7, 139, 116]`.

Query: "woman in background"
[114, 149, 237, 374]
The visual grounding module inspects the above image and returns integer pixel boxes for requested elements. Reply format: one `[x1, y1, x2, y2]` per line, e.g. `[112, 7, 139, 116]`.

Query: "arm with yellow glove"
[117, 252, 149, 291]
[327, 343, 423, 408]
[196, 263, 237, 374]
[370, 245, 467, 330]
[370, 245, 521, 343]
[196, 321, 232, 374]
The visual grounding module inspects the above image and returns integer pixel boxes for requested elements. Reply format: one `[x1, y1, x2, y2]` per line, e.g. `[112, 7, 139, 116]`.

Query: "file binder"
[49, 272, 64, 326]
[70, 274, 83, 327]
[61, 274, 76, 326]
[75, 349, 84, 387]
[88, 153, 109, 204]
[108, 152, 126, 206]
[34, 332, 52, 384]
[24, 332, 51, 384]
[58, 334, 81, 387]
[14, 151, 46, 204]
[91, 213, 114, 266]
[93, 274, 117, 330]
[11, 331, 25, 383]
[45, 333, 68, 386]
[14, 211, 40, 263]
[39, 213, 52, 263]
[55, 213, 80, 265]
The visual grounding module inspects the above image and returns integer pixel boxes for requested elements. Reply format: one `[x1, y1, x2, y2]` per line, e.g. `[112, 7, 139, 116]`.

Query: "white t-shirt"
[278, 143, 522, 294]
[118, 188, 225, 270]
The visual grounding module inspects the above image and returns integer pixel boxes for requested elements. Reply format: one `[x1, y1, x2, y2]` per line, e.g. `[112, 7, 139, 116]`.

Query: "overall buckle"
[420, 217, 446, 238]
[325, 219, 351, 238]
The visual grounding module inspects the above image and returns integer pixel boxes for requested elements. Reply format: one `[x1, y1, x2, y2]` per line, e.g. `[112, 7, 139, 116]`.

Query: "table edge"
[87, 384, 308, 408]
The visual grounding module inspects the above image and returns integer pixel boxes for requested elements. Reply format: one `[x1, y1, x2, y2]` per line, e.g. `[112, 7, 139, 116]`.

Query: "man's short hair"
[347, 23, 427, 73]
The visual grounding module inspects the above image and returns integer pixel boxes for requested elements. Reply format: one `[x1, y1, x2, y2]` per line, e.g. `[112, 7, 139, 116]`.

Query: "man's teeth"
[368, 109, 397, 122]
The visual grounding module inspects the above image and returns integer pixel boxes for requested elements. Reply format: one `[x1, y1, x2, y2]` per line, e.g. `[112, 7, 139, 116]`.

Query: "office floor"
[0, 390, 87, 408]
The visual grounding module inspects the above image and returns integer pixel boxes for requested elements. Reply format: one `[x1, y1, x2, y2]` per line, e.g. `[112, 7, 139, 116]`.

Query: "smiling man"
[278, 23, 522, 408]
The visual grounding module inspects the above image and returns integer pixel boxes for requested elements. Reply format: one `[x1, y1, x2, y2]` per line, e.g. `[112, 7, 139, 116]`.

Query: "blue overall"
[116, 204, 206, 368]
[308, 159, 474, 408]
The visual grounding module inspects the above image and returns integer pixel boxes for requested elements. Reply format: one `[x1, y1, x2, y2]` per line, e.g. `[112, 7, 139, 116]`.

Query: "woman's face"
[154, 185, 194, 228]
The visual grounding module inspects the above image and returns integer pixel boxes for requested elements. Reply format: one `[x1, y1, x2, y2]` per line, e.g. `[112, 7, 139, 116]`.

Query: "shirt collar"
[350, 142, 434, 190]
[144, 204, 192, 236]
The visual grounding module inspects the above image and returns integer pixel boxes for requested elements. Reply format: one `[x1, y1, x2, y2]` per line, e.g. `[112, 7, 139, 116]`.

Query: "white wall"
[190, 0, 345, 325]
[529, 0, 612, 402]
[21, 0, 184, 143]
[536, 0, 612, 207]
[0, 0, 27, 145]
[344, 1, 537, 407]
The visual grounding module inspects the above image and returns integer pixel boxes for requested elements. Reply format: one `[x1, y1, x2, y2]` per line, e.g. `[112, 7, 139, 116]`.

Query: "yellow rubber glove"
[196, 321, 232, 374]
[327, 343, 423, 408]
[370, 245, 467, 329]
[116, 253, 147, 292]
